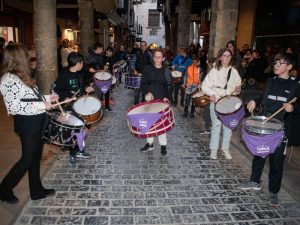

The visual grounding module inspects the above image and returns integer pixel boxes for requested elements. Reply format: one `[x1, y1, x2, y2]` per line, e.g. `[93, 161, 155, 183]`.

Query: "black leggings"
[0, 131, 45, 198]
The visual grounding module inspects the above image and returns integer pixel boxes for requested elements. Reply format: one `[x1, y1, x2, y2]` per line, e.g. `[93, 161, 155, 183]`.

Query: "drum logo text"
[256, 145, 270, 153]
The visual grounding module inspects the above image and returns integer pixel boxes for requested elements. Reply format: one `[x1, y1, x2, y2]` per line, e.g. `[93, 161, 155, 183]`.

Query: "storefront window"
[0, 26, 20, 44]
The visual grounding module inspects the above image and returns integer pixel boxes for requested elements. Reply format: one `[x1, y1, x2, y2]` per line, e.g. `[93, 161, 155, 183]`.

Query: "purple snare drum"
[124, 73, 141, 89]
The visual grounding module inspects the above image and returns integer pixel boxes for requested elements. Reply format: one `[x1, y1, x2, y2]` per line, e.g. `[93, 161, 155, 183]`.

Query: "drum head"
[49, 111, 84, 127]
[215, 96, 242, 115]
[128, 102, 168, 115]
[243, 116, 283, 135]
[192, 91, 205, 98]
[94, 71, 112, 80]
[73, 96, 101, 115]
[171, 71, 182, 77]
[185, 85, 197, 94]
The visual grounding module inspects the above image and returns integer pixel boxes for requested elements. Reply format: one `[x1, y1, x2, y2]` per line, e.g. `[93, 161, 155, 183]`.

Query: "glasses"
[272, 61, 287, 67]
[221, 54, 231, 58]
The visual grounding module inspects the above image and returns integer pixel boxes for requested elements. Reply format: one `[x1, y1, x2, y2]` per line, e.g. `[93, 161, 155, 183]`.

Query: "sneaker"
[69, 156, 76, 167]
[210, 150, 218, 160]
[76, 151, 91, 159]
[182, 112, 188, 118]
[190, 113, 195, 118]
[269, 192, 279, 207]
[223, 150, 232, 160]
[105, 107, 113, 112]
[140, 143, 154, 152]
[239, 181, 261, 191]
[161, 145, 167, 156]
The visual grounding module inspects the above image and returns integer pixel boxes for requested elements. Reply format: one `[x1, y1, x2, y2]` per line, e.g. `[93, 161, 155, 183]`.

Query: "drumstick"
[56, 99, 66, 116]
[51, 97, 77, 107]
[262, 97, 297, 124]
[51, 91, 65, 116]
[83, 83, 94, 104]
[71, 89, 81, 99]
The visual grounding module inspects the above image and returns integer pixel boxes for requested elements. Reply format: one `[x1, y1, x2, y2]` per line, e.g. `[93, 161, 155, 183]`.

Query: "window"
[149, 29, 158, 36]
[148, 9, 160, 27]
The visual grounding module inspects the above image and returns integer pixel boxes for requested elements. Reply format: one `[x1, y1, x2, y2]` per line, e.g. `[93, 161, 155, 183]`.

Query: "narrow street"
[13, 84, 300, 225]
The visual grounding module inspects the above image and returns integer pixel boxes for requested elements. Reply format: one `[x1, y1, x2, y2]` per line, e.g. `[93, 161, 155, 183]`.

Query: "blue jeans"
[184, 94, 195, 114]
[209, 103, 232, 150]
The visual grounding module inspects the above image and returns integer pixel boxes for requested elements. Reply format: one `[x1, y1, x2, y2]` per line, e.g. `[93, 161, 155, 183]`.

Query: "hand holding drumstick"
[262, 97, 297, 124]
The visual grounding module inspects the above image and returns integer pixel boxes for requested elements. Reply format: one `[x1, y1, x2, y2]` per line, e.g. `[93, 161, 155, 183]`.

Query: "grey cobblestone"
[13, 85, 300, 224]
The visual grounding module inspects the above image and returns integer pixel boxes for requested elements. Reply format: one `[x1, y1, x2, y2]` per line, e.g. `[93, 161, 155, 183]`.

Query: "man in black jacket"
[133, 41, 152, 104]
[140, 49, 172, 156]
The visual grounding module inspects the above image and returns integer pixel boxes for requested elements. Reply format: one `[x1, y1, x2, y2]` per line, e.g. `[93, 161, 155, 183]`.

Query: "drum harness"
[212, 68, 232, 102]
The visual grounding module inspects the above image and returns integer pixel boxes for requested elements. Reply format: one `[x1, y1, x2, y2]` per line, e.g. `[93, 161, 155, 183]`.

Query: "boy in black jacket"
[239, 53, 300, 207]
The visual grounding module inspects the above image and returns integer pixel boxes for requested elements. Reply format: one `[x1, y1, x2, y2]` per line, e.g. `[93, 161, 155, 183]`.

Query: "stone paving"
[13, 84, 300, 225]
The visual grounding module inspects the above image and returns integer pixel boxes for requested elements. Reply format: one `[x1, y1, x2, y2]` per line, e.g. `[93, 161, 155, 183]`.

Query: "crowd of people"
[0, 38, 299, 209]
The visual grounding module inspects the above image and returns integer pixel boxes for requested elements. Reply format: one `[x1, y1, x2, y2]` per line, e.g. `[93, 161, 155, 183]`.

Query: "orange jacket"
[186, 64, 200, 86]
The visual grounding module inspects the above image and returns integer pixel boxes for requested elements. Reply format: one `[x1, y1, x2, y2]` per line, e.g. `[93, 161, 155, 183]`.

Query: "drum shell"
[77, 109, 103, 125]
[126, 100, 175, 138]
[172, 77, 181, 83]
[43, 111, 85, 147]
[192, 94, 210, 107]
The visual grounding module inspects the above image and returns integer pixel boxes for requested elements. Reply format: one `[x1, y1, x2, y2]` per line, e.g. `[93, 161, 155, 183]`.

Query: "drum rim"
[215, 95, 243, 115]
[48, 111, 85, 128]
[127, 99, 170, 115]
[243, 115, 283, 135]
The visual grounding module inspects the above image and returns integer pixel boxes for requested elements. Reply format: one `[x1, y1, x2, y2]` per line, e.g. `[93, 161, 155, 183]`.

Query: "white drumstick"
[262, 97, 297, 124]
[51, 97, 77, 107]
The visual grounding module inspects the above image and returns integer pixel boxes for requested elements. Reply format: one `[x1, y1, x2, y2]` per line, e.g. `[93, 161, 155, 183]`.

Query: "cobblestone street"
[14, 84, 300, 225]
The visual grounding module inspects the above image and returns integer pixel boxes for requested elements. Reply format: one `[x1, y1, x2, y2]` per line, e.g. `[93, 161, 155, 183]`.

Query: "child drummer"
[239, 53, 300, 207]
[52, 52, 93, 167]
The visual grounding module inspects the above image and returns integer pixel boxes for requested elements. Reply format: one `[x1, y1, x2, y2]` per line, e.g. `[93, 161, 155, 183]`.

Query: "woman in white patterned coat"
[0, 45, 57, 204]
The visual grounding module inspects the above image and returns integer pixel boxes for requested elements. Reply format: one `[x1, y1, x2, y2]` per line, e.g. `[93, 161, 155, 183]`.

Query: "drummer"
[171, 47, 192, 107]
[140, 49, 172, 156]
[202, 48, 241, 160]
[239, 53, 300, 207]
[52, 52, 94, 167]
[182, 55, 201, 118]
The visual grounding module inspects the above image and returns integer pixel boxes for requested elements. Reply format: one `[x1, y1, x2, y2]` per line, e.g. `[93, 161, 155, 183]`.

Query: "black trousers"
[172, 83, 185, 105]
[0, 131, 45, 198]
[250, 138, 287, 194]
[134, 88, 142, 105]
[184, 94, 195, 114]
[104, 91, 110, 109]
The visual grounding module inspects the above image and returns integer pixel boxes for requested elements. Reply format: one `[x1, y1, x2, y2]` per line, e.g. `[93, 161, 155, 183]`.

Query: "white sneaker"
[223, 150, 232, 160]
[210, 150, 218, 160]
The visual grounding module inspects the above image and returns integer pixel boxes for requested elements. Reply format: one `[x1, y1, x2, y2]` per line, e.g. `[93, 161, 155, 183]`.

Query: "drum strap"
[224, 68, 232, 90]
